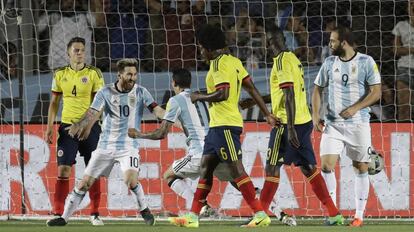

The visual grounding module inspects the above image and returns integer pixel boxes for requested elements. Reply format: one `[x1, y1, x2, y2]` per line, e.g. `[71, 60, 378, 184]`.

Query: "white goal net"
[0, 0, 413, 219]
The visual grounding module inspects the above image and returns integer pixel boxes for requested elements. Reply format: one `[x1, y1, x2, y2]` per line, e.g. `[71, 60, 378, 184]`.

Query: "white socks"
[321, 171, 337, 206]
[62, 187, 86, 221]
[170, 179, 194, 209]
[131, 182, 148, 211]
[355, 172, 369, 220]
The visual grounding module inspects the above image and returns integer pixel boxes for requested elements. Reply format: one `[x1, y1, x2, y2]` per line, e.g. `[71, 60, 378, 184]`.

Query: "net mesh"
[0, 0, 413, 219]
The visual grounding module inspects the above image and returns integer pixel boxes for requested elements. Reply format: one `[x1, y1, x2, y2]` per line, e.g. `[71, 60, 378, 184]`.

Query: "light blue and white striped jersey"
[91, 83, 157, 150]
[314, 52, 381, 123]
[164, 89, 207, 158]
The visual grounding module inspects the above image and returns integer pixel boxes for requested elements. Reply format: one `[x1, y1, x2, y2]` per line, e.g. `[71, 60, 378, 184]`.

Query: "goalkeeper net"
[0, 0, 413, 219]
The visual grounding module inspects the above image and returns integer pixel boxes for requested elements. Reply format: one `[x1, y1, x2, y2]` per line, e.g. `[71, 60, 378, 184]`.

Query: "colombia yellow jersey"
[51, 65, 104, 124]
[206, 54, 249, 128]
[270, 51, 311, 124]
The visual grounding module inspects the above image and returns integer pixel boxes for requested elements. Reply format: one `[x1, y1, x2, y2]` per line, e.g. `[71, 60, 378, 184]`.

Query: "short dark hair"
[196, 24, 226, 51]
[172, 68, 191, 88]
[333, 26, 355, 46]
[266, 25, 285, 47]
[117, 58, 138, 73]
[67, 37, 85, 50]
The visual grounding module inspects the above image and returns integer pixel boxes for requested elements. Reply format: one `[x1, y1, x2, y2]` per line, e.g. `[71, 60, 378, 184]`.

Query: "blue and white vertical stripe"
[314, 53, 381, 123]
[91, 84, 156, 150]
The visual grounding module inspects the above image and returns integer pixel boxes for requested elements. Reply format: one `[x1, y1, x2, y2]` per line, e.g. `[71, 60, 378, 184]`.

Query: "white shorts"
[84, 148, 140, 178]
[172, 156, 201, 180]
[171, 155, 235, 182]
[320, 122, 372, 162]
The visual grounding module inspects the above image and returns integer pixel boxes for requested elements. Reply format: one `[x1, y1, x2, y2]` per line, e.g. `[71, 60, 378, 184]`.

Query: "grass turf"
[0, 219, 413, 232]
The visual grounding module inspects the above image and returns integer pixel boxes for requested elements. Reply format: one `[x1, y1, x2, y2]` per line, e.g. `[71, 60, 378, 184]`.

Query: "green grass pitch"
[0, 219, 413, 232]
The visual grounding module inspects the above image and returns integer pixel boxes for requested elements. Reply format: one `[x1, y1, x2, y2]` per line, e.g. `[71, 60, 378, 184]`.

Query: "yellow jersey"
[51, 65, 104, 124]
[270, 51, 311, 124]
[206, 54, 249, 128]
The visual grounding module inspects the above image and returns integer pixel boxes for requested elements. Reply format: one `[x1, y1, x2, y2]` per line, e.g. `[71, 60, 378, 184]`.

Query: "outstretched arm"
[239, 94, 271, 110]
[191, 88, 229, 103]
[128, 120, 173, 140]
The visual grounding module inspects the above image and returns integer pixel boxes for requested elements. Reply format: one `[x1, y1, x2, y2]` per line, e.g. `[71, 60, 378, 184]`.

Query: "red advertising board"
[0, 123, 413, 217]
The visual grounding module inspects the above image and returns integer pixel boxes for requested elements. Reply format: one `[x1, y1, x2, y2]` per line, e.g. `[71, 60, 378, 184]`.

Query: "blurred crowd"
[1, 0, 414, 121]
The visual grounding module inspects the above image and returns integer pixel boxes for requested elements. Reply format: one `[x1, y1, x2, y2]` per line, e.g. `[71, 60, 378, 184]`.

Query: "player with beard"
[47, 59, 164, 226]
[312, 26, 381, 227]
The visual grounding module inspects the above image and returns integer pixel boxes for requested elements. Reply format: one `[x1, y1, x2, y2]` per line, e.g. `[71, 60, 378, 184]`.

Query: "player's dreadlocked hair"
[196, 24, 227, 51]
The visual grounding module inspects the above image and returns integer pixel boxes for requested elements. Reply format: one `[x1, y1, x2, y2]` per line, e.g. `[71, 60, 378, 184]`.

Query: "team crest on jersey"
[81, 76, 88, 84]
[112, 95, 120, 104]
[352, 64, 357, 75]
[57, 150, 64, 157]
[129, 96, 136, 106]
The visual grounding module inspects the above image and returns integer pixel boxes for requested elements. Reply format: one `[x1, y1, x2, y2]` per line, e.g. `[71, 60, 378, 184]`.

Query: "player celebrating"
[168, 24, 278, 228]
[240, 26, 344, 226]
[46, 58, 164, 226]
[128, 68, 209, 211]
[312, 26, 381, 227]
[44, 37, 104, 225]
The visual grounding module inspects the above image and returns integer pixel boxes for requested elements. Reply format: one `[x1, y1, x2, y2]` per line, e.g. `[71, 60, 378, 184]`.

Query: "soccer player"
[44, 37, 104, 225]
[312, 26, 381, 227]
[46, 58, 163, 226]
[240, 26, 344, 226]
[168, 24, 278, 228]
[128, 68, 208, 211]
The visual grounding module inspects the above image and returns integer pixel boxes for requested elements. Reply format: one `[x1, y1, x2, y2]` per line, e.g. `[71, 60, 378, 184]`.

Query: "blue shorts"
[56, 122, 101, 166]
[266, 121, 316, 167]
[203, 126, 242, 163]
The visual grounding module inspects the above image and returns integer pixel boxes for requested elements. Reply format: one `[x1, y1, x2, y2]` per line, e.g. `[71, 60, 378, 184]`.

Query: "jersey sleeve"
[277, 55, 294, 88]
[212, 60, 230, 89]
[163, 98, 181, 123]
[51, 71, 62, 93]
[314, 61, 329, 87]
[142, 87, 158, 111]
[366, 57, 381, 85]
[238, 62, 251, 83]
[90, 89, 105, 111]
[92, 68, 105, 93]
